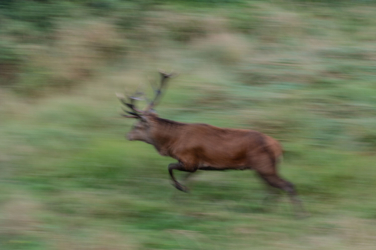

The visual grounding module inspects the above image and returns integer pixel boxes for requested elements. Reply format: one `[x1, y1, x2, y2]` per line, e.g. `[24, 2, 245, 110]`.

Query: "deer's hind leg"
[252, 152, 305, 218]
[258, 173, 306, 218]
[260, 181, 281, 209]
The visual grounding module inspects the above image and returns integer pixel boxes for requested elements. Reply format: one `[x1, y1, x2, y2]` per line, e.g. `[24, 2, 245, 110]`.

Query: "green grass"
[1, 1, 376, 249]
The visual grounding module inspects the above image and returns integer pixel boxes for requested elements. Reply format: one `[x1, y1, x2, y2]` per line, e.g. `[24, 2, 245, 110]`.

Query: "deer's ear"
[144, 108, 157, 116]
[139, 115, 149, 123]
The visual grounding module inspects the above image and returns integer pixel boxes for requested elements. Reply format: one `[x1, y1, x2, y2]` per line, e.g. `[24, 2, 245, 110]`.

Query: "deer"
[117, 72, 305, 217]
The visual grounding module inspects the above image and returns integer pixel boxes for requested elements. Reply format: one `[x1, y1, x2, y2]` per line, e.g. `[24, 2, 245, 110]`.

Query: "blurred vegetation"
[1, 0, 376, 249]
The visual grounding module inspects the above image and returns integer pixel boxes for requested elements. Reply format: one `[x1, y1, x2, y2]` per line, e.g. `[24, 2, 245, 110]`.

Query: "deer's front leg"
[168, 162, 197, 193]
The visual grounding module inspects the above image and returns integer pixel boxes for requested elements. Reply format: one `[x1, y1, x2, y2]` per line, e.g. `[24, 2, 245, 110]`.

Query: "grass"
[1, 1, 376, 249]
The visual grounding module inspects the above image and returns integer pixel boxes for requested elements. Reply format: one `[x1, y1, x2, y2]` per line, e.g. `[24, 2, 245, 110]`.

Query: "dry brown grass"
[50, 230, 138, 250]
[0, 194, 42, 237]
[192, 32, 251, 65]
[15, 19, 127, 94]
[303, 218, 376, 250]
[51, 21, 116, 83]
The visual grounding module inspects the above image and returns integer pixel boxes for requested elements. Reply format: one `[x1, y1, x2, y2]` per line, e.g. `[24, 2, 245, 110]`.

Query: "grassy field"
[1, 1, 376, 249]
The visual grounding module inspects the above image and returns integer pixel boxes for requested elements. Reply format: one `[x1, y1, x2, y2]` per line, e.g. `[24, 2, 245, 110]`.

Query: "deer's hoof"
[173, 183, 189, 193]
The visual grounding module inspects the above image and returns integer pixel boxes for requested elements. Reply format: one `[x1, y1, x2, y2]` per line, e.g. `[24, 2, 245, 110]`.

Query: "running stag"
[117, 72, 305, 217]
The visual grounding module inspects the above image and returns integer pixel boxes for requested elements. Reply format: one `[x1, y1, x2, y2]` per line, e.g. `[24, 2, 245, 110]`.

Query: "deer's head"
[117, 71, 175, 143]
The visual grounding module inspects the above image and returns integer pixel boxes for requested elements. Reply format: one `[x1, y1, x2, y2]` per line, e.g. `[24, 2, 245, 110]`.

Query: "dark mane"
[156, 117, 185, 127]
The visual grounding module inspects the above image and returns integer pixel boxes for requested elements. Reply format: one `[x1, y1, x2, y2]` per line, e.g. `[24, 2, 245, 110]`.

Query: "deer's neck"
[149, 118, 185, 156]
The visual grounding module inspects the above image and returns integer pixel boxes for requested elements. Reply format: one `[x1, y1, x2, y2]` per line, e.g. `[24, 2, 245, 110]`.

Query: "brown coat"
[147, 116, 282, 174]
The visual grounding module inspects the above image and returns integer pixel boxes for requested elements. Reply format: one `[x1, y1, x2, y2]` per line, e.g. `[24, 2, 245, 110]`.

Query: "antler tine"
[116, 91, 143, 118]
[147, 71, 176, 110]
[140, 80, 153, 104]
[130, 89, 145, 113]
[116, 93, 134, 110]
[121, 107, 140, 116]
[118, 71, 177, 116]
[116, 93, 128, 106]
[148, 76, 157, 93]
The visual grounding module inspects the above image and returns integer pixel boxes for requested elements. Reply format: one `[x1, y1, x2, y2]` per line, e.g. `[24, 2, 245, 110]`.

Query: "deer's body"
[118, 72, 305, 217]
[134, 116, 282, 174]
